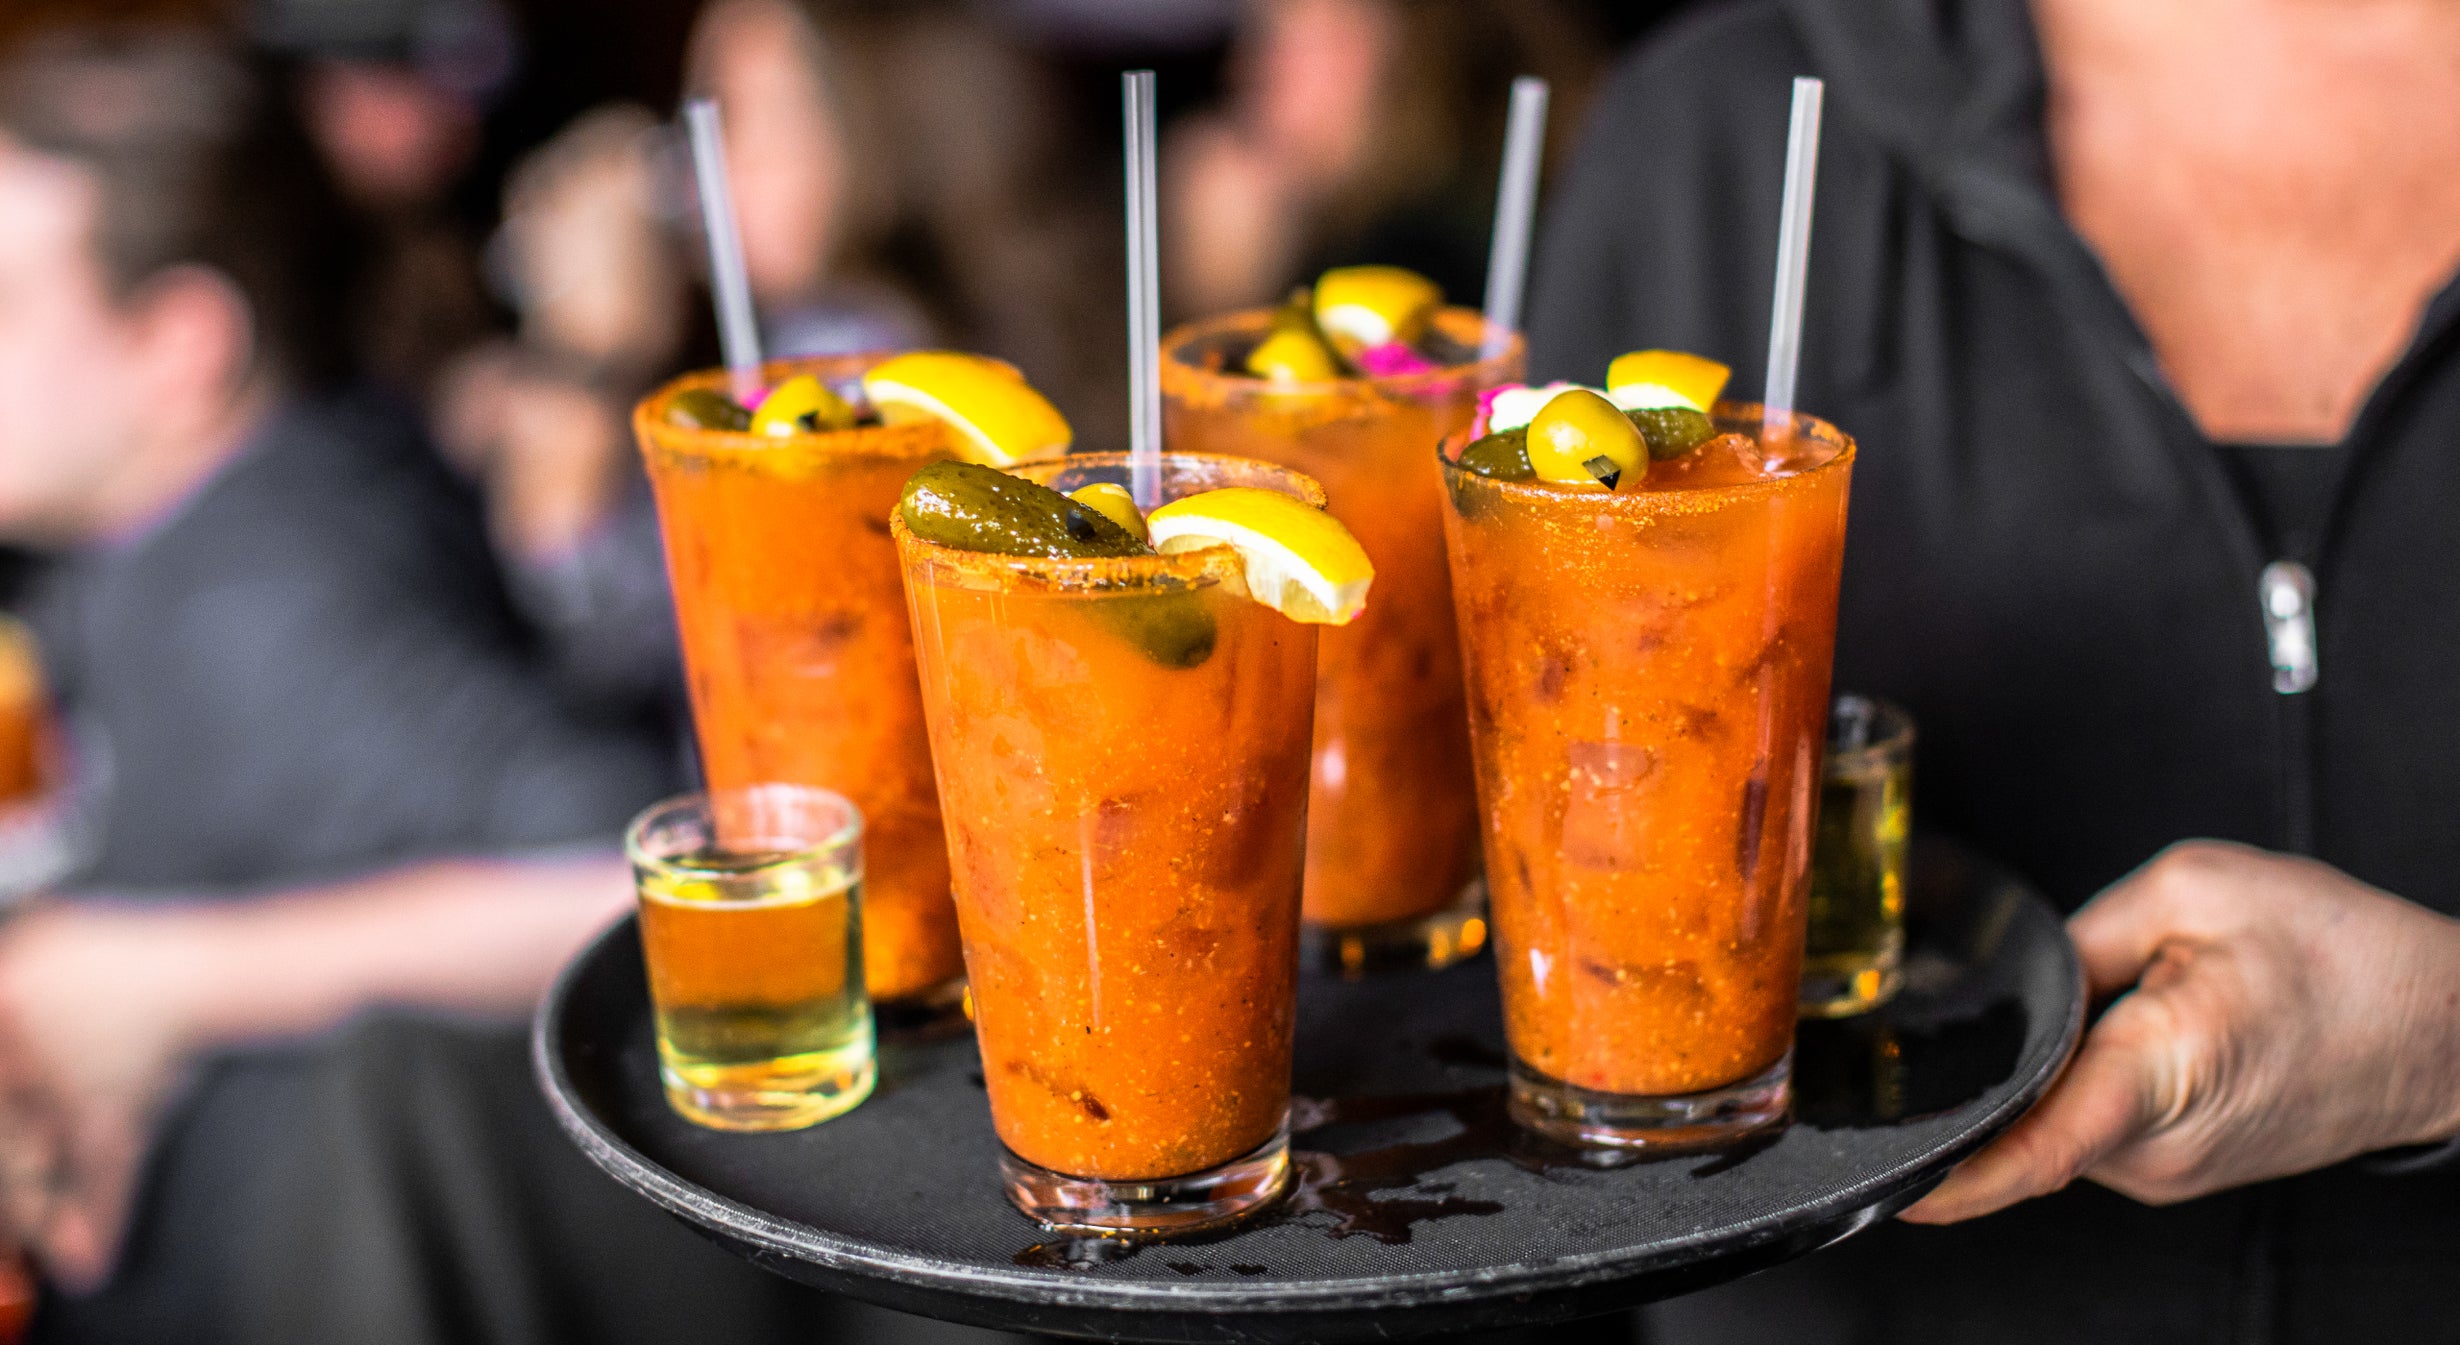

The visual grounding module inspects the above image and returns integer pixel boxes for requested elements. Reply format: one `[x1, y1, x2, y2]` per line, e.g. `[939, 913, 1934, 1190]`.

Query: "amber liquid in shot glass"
[1441, 409, 1854, 1149]
[1163, 308, 1518, 974]
[898, 453, 1319, 1234]
[0, 617, 47, 807]
[630, 784, 874, 1131]
[1803, 695, 1913, 1018]
[0, 615, 71, 899]
[636, 358, 963, 1025]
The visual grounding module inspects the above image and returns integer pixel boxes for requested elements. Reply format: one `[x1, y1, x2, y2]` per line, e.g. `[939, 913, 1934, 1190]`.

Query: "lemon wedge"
[1312, 265, 1442, 355]
[1606, 349, 1731, 413]
[862, 352, 1072, 466]
[1146, 488, 1374, 625]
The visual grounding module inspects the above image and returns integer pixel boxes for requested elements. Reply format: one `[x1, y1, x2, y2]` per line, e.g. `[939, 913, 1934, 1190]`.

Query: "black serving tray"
[535, 840, 2081, 1342]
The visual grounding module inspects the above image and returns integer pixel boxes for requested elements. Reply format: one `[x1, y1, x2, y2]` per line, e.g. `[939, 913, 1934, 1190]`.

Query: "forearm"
[156, 854, 631, 1049]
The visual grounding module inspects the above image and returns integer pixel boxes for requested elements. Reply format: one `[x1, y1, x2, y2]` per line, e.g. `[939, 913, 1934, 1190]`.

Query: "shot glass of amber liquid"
[1162, 309, 1519, 975]
[0, 615, 71, 901]
[629, 784, 874, 1131]
[1801, 695, 1913, 1018]
[0, 617, 47, 810]
[897, 453, 1319, 1234]
[636, 359, 965, 1030]
[1440, 408, 1855, 1149]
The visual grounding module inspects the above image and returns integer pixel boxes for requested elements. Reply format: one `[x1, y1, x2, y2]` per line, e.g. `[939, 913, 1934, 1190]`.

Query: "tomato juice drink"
[897, 453, 1321, 1232]
[1440, 406, 1853, 1147]
[1162, 306, 1518, 968]
[635, 356, 962, 1014]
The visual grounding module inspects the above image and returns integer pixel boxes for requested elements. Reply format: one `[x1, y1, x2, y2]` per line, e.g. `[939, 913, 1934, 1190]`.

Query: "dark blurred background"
[5, 0, 1683, 430]
[0, 0, 1691, 605]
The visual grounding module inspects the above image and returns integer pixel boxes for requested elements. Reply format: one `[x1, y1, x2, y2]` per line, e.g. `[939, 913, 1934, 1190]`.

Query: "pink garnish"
[1355, 341, 1437, 377]
[1474, 382, 1531, 436]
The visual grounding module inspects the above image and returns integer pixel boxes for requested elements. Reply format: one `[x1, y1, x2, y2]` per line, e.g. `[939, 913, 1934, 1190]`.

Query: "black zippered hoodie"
[1528, 0, 2460, 1338]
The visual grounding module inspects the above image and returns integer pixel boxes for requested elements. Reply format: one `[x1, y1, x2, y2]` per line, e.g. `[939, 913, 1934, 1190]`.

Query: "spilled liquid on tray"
[1014, 1001, 2025, 1272]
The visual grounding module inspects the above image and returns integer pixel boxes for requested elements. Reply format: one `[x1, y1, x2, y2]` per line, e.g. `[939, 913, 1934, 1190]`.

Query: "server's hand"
[1901, 841, 2460, 1223]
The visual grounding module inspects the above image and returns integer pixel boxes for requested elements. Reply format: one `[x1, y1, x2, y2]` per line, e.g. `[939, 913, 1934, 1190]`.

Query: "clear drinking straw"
[1122, 71, 1163, 510]
[683, 98, 766, 407]
[1761, 77, 1825, 435]
[1481, 76, 1551, 360]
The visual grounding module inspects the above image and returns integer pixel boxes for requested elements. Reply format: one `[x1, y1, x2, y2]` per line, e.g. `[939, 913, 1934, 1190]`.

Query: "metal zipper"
[2259, 562, 2318, 694]
[2260, 562, 2319, 864]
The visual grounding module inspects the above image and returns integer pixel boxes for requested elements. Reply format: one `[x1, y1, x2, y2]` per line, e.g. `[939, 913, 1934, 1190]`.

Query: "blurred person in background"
[430, 97, 691, 722]
[687, 0, 929, 360]
[436, 0, 1119, 720]
[262, 0, 518, 401]
[1160, 0, 1604, 319]
[1530, 0, 2460, 1339]
[0, 26, 917, 1343]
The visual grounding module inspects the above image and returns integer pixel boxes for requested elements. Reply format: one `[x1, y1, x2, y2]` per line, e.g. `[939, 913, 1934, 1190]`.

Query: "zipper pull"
[2260, 560, 2318, 694]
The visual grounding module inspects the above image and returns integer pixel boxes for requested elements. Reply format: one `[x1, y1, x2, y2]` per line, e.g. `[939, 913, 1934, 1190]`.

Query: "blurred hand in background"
[0, 856, 634, 1290]
[434, 103, 677, 569]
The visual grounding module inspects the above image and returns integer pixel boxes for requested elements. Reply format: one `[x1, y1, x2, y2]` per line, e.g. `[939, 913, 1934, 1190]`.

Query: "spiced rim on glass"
[636, 352, 1068, 1030]
[1161, 274, 1520, 976]
[1440, 375, 1855, 1151]
[897, 450, 1359, 1234]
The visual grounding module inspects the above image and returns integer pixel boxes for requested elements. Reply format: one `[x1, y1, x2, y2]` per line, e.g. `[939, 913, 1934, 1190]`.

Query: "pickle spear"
[666, 387, 752, 431]
[899, 462, 1215, 668]
[1455, 426, 1535, 481]
[1628, 406, 1718, 460]
[900, 461, 1147, 558]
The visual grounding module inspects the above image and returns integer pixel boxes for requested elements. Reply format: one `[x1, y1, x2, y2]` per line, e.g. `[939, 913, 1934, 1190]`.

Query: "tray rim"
[532, 870, 2084, 1319]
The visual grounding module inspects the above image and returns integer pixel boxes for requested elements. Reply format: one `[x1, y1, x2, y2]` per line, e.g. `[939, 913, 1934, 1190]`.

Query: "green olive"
[1245, 326, 1345, 383]
[750, 374, 857, 436]
[1527, 389, 1644, 489]
[1243, 288, 1349, 381]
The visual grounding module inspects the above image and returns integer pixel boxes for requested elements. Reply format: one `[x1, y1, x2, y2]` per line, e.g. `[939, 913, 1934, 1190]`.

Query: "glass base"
[875, 974, 971, 1041]
[660, 1049, 876, 1132]
[1800, 936, 1905, 1019]
[1508, 1053, 1791, 1151]
[1303, 880, 1488, 979]
[1000, 1123, 1292, 1235]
